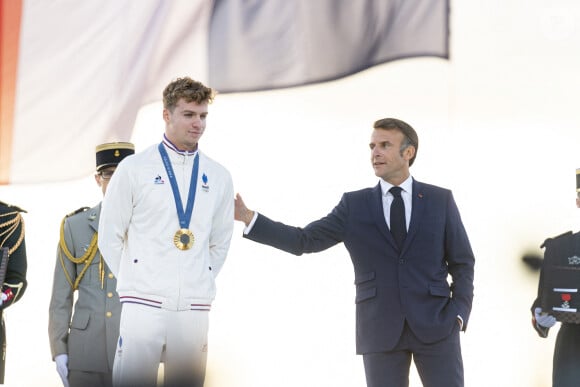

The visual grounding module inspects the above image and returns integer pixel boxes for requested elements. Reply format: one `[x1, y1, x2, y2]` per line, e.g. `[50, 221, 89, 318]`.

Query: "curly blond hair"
[163, 77, 215, 112]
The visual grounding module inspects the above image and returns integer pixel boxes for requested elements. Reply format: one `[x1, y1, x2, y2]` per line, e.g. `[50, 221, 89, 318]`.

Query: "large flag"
[0, 0, 449, 184]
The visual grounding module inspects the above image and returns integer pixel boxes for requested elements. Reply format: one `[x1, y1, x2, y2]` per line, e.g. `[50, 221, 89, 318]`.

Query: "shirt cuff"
[243, 212, 259, 235]
[457, 315, 464, 330]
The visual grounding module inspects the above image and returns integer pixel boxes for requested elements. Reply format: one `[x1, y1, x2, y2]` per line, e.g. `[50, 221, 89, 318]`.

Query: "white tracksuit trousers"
[113, 303, 209, 387]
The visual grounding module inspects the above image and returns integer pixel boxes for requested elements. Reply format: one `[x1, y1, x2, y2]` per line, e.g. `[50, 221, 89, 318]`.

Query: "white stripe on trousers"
[113, 303, 209, 387]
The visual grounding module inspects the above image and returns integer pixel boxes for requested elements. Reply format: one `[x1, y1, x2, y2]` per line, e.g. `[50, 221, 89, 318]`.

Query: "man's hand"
[55, 353, 70, 387]
[235, 193, 254, 226]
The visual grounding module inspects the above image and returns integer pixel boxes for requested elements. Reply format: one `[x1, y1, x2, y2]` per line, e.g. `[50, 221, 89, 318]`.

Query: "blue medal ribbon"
[158, 143, 199, 230]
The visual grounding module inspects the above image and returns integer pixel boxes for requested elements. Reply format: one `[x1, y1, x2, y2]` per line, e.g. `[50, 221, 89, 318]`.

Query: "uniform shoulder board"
[0, 200, 27, 213]
[540, 230, 573, 248]
[66, 206, 90, 218]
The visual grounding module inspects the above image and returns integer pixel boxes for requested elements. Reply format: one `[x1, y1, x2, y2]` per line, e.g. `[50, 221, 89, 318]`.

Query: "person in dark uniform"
[0, 200, 28, 383]
[531, 168, 580, 387]
[48, 142, 135, 387]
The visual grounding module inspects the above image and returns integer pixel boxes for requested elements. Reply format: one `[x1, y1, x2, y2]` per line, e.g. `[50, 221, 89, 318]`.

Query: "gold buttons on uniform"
[107, 292, 113, 298]
[108, 273, 114, 279]
[106, 311, 112, 318]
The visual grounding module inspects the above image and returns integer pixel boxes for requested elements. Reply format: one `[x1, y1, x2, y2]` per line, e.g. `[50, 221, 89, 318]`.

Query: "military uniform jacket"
[48, 203, 120, 373]
[0, 201, 28, 383]
[0, 201, 27, 308]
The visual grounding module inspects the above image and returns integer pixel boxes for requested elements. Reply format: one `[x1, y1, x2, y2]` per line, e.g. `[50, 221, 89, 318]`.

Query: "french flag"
[0, 0, 449, 184]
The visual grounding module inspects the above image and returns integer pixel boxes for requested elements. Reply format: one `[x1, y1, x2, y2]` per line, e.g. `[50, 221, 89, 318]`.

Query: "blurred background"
[1, 0, 580, 386]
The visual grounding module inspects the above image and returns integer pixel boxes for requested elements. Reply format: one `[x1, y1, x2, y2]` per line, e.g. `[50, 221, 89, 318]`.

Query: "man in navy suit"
[235, 118, 475, 387]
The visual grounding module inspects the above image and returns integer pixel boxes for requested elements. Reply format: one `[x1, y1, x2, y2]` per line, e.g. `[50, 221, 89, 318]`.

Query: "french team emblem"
[202, 173, 209, 191]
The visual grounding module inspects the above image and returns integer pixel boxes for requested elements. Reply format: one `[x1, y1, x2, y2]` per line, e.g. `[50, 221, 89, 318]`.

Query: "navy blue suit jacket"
[245, 178, 475, 354]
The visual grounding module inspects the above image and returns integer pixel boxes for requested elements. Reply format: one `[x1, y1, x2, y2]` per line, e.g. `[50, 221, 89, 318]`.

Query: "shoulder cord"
[0, 211, 25, 255]
[0, 212, 26, 298]
[58, 217, 103, 290]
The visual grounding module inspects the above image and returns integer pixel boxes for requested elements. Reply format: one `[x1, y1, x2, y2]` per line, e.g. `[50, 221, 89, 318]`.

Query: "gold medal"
[174, 228, 194, 250]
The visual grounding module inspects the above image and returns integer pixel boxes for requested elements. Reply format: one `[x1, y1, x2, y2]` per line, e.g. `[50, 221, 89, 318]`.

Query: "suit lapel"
[402, 179, 425, 253]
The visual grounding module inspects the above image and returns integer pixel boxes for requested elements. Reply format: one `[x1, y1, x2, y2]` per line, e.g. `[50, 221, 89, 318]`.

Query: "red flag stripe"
[0, 0, 22, 184]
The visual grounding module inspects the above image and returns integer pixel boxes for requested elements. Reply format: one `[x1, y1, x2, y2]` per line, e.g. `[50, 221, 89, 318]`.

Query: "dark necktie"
[389, 186, 406, 250]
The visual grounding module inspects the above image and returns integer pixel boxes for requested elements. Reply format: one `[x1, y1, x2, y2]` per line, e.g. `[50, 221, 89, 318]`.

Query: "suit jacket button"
[399, 259, 405, 264]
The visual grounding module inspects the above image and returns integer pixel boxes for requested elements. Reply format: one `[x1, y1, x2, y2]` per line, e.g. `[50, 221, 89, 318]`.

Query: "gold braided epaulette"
[58, 207, 99, 290]
[66, 206, 90, 218]
[0, 203, 25, 255]
[0, 201, 27, 213]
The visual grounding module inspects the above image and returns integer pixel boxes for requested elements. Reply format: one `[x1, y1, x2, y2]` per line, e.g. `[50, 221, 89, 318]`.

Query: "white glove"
[534, 307, 557, 328]
[55, 354, 70, 387]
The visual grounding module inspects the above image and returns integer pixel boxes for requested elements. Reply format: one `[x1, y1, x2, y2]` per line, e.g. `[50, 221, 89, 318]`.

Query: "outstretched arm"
[235, 192, 345, 256]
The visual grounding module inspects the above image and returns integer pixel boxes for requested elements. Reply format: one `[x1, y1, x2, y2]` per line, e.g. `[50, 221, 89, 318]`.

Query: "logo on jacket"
[154, 175, 165, 184]
[568, 255, 580, 265]
[116, 336, 123, 357]
[561, 293, 572, 309]
[201, 173, 209, 192]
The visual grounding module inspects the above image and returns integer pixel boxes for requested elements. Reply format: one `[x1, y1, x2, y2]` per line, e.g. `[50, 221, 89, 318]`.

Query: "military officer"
[531, 168, 580, 387]
[0, 200, 28, 383]
[48, 142, 135, 387]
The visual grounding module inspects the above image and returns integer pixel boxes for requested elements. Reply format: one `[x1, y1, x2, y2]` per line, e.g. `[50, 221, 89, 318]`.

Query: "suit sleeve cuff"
[243, 212, 259, 235]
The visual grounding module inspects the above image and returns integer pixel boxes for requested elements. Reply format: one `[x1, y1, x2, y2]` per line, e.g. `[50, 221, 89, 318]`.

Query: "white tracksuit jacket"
[98, 143, 234, 311]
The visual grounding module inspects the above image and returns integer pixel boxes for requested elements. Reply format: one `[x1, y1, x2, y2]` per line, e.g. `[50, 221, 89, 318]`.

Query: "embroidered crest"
[568, 255, 580, 265]
[561, 293, 572, 309]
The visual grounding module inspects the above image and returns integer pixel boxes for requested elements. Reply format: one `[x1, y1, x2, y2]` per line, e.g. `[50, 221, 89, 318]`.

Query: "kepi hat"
[96, 142, 135, 172]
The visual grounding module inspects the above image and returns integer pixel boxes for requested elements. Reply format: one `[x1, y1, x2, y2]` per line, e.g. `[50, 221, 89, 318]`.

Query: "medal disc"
[174, 229, 194, 250]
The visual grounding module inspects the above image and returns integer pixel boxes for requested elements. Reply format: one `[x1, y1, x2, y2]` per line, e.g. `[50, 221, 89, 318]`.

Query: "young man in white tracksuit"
[98, 77, 234, 387]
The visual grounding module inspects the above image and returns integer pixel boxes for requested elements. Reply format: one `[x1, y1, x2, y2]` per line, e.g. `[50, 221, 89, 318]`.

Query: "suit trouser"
[362, 321, 463, 387]
[113, 303, 209, 387]
[553, 323, 580, 387]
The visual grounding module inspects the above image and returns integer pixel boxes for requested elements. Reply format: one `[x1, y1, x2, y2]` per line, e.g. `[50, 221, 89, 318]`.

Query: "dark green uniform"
[0, 201, 28, 383]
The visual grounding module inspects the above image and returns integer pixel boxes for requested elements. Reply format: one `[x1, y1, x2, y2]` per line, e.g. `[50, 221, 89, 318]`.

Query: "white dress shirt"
[379, 175, 413, 231]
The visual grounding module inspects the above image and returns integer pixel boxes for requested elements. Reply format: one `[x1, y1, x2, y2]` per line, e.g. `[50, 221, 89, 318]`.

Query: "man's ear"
[404, 146, 416, 162]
